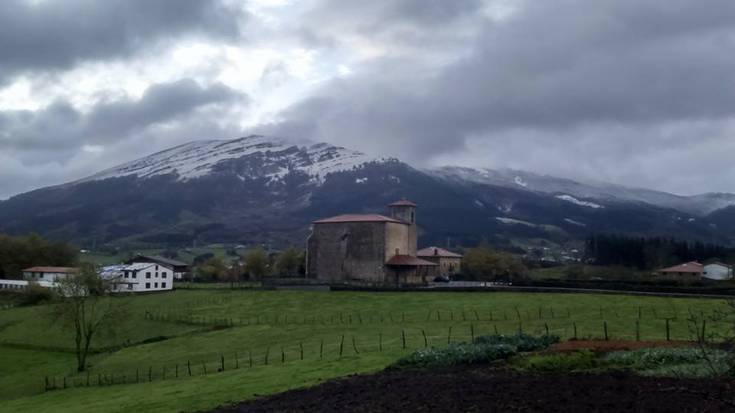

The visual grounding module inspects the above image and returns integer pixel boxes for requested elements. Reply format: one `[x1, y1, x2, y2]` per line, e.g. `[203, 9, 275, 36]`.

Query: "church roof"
[417, 247, 463, 258]
[385, 255, 437, 267]
[389, 199, 417, 207]
[313, 214, 408, 224]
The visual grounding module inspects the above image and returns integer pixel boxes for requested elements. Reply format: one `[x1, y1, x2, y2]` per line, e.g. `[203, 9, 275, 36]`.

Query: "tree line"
[0, 233, 77, 279]
[193, 247, 305, 283]
[585, 234, 734, 270]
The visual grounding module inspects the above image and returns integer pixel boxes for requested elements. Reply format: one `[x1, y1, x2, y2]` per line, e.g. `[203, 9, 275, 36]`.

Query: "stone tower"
[389, 199, 417, 255]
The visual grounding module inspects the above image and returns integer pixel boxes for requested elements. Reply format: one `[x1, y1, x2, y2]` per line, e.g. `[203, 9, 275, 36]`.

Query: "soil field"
[214, 367, 735, 413]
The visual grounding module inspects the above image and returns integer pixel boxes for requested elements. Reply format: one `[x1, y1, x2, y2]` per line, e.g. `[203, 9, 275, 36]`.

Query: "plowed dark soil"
[212, 367, 735, 412]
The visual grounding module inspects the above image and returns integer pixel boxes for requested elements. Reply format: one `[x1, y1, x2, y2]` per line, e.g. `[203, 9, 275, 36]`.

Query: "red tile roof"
[658, 262, 703, 274]
[385, 255, 437, 266]
[22, 266, 78, 273]
[417, 246, 463, 258]
[313, 214, 408, 224]
[389, 199, 417, 207]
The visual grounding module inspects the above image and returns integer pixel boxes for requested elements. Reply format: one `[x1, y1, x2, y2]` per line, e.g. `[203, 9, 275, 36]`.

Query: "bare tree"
[53, 263, 127, 372]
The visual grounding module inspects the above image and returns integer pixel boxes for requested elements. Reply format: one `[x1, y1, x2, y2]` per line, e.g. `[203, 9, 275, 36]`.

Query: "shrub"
[522, 351, 602, 373]
[605, 347, 731, 378]
[390, 334, 559, 370]
[18, 282, 55, 306]
[474, 333, 560, 352]
[390, 343, 517, 370]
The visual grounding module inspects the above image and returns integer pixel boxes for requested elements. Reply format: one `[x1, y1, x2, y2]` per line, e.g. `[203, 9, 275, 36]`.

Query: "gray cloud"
[0, 0, 244, 85]
[258, 0, 735, 195]
[0, 78, 247, 197]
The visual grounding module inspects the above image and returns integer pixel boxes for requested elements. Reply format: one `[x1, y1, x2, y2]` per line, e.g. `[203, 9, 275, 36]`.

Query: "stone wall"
[308, 222, 391, 283]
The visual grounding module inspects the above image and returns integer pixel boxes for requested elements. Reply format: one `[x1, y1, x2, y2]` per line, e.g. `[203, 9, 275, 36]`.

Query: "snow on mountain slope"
[83, 135, 380, 184]
[431, 166, 735, 216]
[555, 194, 603, 209]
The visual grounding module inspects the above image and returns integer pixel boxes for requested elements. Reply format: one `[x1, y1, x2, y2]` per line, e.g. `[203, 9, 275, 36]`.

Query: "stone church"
[306, 200, 439, 286]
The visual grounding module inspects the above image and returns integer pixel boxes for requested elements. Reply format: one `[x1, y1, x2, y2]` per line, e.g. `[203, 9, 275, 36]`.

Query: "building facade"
[127, 255, 189, 280]
[703, 262, 733, 280]
[100, 262, 174, 293]
[22, 266, 77, 282]
[307, 200, 437, 286]
[417, 247, 463, 277]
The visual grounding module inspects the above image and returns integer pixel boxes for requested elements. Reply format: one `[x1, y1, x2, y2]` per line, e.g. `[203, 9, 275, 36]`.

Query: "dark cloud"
[0, 78, 246, 177]
[0, 0, 244, 84]
[258, 0, 735, 194]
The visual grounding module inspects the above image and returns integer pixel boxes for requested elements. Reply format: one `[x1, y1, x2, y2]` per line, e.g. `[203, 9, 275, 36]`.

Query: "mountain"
[431, 167, 735, 216]
[0, 135, 732, 248]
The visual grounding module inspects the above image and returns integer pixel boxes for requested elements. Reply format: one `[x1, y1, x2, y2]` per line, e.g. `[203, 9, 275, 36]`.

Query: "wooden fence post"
[422, 329, 428, 348]
[339, 335, 345, 356]
[447, 326, 452, 345]
[635, 320, 640, 341]
[470, 324, 475, 342]
[573, 322, 577, 340]
[401, 330, 406, 349]
[665, 319, 671, 341]
[299, 342, 304, 360]
[544, 322, 549, 336]
[603, 321, 609, 341]
[320, 340, 324, 360]
[187, 360, 192, 376]
[352, 336, 359, 354]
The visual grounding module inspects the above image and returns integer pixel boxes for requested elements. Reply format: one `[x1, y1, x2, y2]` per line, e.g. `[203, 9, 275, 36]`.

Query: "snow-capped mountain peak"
[82, 135, 382, 184]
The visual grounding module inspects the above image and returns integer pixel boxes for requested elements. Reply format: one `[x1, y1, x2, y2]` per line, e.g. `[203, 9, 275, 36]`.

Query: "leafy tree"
[195, 257, 227, 281]
[462, 246, 528, 281]
[244, 248, 269, 280]
[52, 263, 127, 372]
[274, 248, 304, 277]
[0, 233, 77, 278]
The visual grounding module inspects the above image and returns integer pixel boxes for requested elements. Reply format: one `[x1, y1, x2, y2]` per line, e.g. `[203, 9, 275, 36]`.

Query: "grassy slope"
[0, 290, 730, 412]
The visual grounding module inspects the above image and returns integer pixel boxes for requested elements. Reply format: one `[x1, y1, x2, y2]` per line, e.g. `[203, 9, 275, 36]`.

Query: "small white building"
[0, 279, 57, 290]
[100, 262, 174, 293]
[703, 262, 733, 280]
[22, 267, 77, 282]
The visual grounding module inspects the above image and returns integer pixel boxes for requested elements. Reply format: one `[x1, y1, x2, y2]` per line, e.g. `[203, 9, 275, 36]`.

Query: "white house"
[703, 262, 733, 280]
[0, 279, 57, 290]
[22, 267, 77, 282]
[100, 262, 174, 293]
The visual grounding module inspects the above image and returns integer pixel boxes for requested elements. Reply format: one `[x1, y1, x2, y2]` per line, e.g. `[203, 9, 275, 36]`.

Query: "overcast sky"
[1, 0, 734, 199]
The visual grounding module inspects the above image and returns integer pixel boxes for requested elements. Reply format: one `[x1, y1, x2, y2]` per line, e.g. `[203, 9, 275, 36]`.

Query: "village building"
[22, 266, 77, 282]
[657, 262, 704, 278]
[703, 262, 733, 280]
[306, 200, 438, 286]
[417, 247, 463, 277]
[126, 255, 189, 280]
[100, 262, 174, 293]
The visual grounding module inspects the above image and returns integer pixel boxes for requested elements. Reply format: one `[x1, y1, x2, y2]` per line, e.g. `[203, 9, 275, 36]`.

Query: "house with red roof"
[306, 200, 437, 286]
[656, 262, 704, 278]
[417, 247, 463, 277]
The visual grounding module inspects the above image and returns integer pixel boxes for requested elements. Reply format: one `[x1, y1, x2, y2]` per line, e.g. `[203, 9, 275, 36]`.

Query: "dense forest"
[585, 234, 734, 270]
[0, 234, 77, 279]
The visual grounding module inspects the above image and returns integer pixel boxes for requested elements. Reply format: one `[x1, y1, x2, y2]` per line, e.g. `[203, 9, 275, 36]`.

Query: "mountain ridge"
[0, 135, 732, 247]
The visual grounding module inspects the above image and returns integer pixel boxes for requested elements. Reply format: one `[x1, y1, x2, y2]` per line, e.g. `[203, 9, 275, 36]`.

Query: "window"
[132, 272, 137, 279]
[146, 272, 151, 279]
[127, 284, 133, 290]
[124, 272, 129, 278]
[155, 272, 158, 277]
[162, 273, 167, 279]
[154, 282, 158, 288]
[145, 283, 150, 289]
[155, 265, 159, 271]
[162, 282, 166, 288]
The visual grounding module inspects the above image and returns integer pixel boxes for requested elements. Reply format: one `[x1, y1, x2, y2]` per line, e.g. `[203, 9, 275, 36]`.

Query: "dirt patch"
[212, 367, 735, 412]
[548, 339, 694, 353]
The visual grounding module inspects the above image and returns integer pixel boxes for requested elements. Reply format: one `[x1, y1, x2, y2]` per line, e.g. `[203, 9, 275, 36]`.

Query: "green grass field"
[0, 289, 731, 412]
